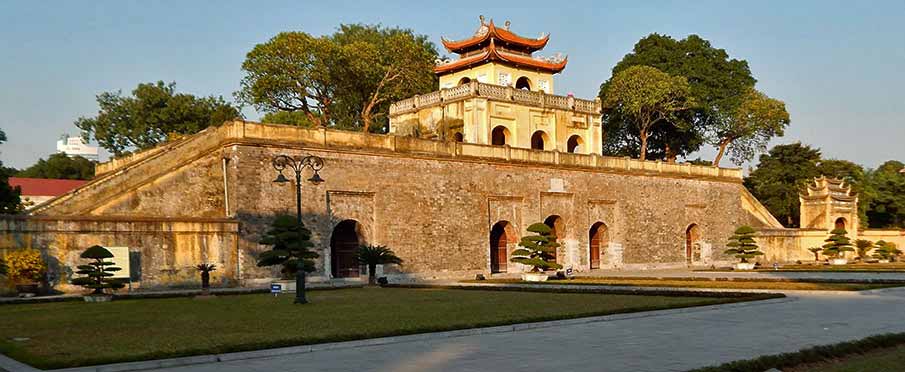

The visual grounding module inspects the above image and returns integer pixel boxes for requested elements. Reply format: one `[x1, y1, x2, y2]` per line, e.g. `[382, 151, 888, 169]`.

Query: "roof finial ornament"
[504, 20, 511, 30]
[479, 15, 486, 25]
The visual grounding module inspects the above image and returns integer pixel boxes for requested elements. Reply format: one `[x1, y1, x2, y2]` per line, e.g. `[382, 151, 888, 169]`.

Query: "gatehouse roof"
[434, 38, 567, 74]
[440, 18, 550, 54]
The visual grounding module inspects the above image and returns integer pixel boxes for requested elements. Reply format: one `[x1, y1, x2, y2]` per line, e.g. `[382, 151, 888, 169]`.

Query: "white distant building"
[56, 134, 99, 161]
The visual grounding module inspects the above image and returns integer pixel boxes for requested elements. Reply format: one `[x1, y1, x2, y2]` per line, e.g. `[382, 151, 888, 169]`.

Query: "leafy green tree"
[17, 153, 95, 180]
[600, 34, 756, 161]
[863, 160, 905, 228]
[238, 24, 437, 133]
[724, 226, 764, 263]
[744, 143, 821, 227]
[76, 81, 242, 156]
[807, 246, 822, 262]
[71, 245, 124, 294]
[872, 240, 902, 262]
[261, 111, 317, 128]
[600, 65, 695, 161]
[510, 223, 562, 272]
[854, 239, 874, 261]
[354, 244, 403, 286]
[256, 215, 318, 278]
[711, 88, 790, 166]
[822, 228, 854, 260]
[0, 129, 22, 214]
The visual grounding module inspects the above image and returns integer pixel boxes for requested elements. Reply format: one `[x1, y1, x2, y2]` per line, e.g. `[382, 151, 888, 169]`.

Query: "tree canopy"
[76, 81, 242, 156]
[744, 143, 821, 227]
[0, 129, 22, 213]
[863, 160, 905, 228]
[238, 24, 437, 133]
[256, 215, 319, 278]
[18, 153, 95, 180]
[599, 33, 788, 164]
[600, 65, 695, 161]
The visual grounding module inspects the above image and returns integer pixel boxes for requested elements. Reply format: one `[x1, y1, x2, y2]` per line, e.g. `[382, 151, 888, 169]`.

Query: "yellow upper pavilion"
[389, 16, 601, 155]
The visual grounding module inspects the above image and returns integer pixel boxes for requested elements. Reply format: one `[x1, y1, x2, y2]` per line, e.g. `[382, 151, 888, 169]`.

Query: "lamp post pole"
[272, 154, 325, 304]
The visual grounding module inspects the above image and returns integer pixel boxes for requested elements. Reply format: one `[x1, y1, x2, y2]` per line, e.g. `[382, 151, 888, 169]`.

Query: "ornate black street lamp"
[272, 154, 325, 304]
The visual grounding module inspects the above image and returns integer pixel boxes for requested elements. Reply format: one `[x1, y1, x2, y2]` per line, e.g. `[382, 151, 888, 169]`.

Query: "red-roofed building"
[8, 177, 88, 209]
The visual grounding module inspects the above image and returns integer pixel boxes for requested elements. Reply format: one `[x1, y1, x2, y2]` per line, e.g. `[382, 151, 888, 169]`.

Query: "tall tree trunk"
[638, 132, 649, 161]
[713, 139, 731, 167]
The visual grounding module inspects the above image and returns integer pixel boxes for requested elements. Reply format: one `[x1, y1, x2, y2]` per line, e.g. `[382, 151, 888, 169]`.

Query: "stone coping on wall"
[43, 121, 742, 215]
[389, 81, 601, 116]
[0, 215, 239, 233]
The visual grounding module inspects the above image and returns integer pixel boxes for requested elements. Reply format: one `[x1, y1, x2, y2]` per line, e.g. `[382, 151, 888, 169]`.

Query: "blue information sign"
[270, 283, 282, 294]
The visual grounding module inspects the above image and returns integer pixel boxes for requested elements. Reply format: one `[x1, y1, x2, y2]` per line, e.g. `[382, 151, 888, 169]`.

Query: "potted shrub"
[71, 245, 125, 302]
[724, 225, 764, 270]
[822, 228, 854, 265]
[195, 263, 217, 295]
[5, 249, 46, 297]
[257, 215, 319, 304]
[354, 245, 403, 286]
[510, 223, 562, 282]
[854, 239, 874, 262]
[872, 241, 902, 263]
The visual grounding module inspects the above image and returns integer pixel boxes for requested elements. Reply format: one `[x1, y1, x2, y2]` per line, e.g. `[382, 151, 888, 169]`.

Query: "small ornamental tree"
[854, 239, 874, 261]
[5, 249, 46, 284]
[354, 245, 403, 286]
[510, 223, 563, 272]
[807, 247, 822, 262]
[873, 241, 902, 262]
[723, 225, 764, 263]
[195, 263, 217, 292]
[822, 228, 854, 260]
[257, 215, 318, 278]
[71, 245, 125, 295]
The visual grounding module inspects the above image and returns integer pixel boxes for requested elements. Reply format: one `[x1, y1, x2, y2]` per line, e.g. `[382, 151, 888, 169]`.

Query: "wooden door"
[490, 224, 508, 273]
[589, 223, 605, 269]
[331, 220, 360, 278]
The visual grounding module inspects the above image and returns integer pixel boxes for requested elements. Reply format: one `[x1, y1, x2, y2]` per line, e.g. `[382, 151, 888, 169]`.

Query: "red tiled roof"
[434, 39, 567, 74]
[441, 19, 549, 53]
[8, 177, 88, 197]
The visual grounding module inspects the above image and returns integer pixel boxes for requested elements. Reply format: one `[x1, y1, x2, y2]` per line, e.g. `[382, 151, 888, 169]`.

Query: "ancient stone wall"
[0, 216, 239, 291]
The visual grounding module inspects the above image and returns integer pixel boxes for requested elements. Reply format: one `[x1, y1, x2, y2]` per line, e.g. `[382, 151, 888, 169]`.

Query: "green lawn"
[0, 287, 754, 369]
[699, 263, 905, 273]
[787, 345, 905, 372]
[470, 278, 900, 291]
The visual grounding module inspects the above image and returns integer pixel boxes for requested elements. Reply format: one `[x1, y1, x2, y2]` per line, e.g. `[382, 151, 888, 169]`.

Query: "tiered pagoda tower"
[799, 176, 859, 235]
[389, 16, 602, 155]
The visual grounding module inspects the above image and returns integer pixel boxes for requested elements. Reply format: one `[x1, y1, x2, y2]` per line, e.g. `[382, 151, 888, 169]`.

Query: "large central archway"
[331, 220, 361, 278]
[589, 222, 608, 269]
[490, 221, 515, 273]
[491, 126, 509, 146]
[544, 215, 565, 264]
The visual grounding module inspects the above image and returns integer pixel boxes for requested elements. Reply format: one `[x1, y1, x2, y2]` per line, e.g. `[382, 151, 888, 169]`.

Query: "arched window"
[331, 220, 362, 278]
[458, 77, 471, 86]
[589, 222, 607, 269]
[544, 215, 565, 264]
[491, 126, 509, 146]
[835, 217, 846, 231]
[490, 221, 515, 273]
[685, 224, 702, 266]
[515, 76, 531, 90]
[531, 131, 548, 150]
[567, 135, 583, 153]
[453, 132, 464, 143]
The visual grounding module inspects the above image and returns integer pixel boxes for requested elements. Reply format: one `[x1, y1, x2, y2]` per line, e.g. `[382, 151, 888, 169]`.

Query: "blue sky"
[1, 0, 902, 170]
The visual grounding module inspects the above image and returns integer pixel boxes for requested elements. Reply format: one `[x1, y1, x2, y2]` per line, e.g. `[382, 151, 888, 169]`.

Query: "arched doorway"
[567, 135, 583, 153]
[453, 132, 464, 142]
[835, 217, 846, 231]
[589, 222, 607, 269]
[490, 221, 514, 273]
[531, 131, 548, 150]
[458, 77, 471, 86]
[331, 220, 361, 278]
[544, 215, 565, 263]
[491, 126, 509, 146]
[685, 224, 701, 265]
[515, 76, 531, 90]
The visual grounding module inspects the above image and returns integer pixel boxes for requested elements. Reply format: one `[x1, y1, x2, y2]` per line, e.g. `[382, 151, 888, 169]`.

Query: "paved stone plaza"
[139, 287, 905, 372]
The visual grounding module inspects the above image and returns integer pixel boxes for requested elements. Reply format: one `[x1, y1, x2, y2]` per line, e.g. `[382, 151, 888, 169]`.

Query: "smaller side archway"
[490, 221, 516, 273]
[331, 220, 363, 278]
[515, 76, 532, 90]
[685, 224, 702, 266]
[589, 222, 608, 269]
[458, 77, 471, 86]
[531, 131, 549, 150]
[835, 217, 846, 231]
[567, 135, 584, 153]
[491, 126, 510, 146]
[544, 215, 566, 264]
[453, 132, 464, 142]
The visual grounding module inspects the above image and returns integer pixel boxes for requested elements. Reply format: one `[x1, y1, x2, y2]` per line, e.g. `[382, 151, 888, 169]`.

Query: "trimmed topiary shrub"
[822, 228, 854, 260]
[724, 226, 764, 263]
[854, 239, 874, 261]
[873, 240, 902, 262]
[71, 245, 125, 295]
[510, 223, 563, 272]
[256, 215, 319, 278]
